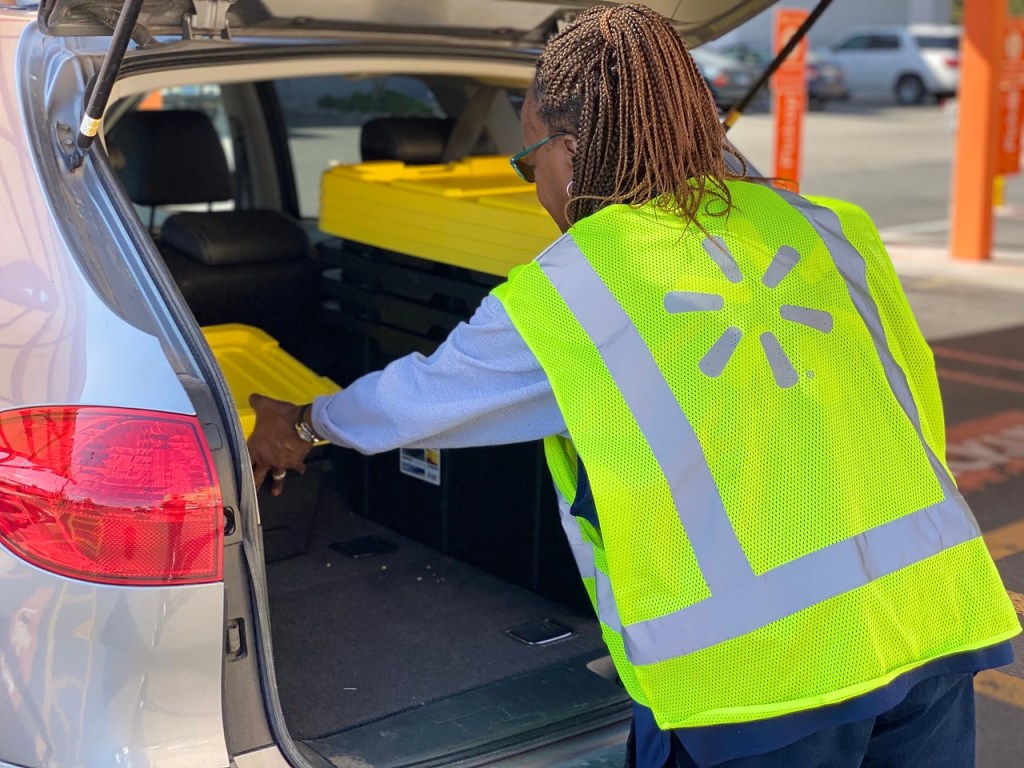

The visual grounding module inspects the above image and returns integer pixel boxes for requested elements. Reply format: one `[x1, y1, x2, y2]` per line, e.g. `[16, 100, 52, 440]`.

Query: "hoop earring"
[566, 180, 574, 197]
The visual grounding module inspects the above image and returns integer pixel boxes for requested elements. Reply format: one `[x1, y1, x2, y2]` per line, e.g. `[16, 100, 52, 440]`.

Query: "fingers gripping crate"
[202, 323, 341, 439]
[203, 323, 343, 561]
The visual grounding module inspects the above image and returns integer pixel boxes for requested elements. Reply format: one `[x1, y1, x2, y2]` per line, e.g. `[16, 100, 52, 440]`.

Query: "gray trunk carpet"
[265, 490, 605, 740]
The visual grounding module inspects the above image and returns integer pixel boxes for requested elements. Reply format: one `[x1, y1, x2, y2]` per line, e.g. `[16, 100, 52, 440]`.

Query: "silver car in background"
[691, 46, 766, 111]
[827, 23, 961, 105]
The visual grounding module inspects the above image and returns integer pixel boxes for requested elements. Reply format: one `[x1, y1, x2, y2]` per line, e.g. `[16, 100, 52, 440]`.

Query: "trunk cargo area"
[244, 239, 630, 764]
[263, 468, 624, 765]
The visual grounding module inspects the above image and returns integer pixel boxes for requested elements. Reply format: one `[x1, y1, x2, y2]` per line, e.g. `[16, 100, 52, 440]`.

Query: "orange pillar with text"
[772, 8, 809, 191]
[951, 1, 1005, 261]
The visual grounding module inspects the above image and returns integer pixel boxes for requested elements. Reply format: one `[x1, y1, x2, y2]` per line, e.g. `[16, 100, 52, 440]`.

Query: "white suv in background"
[827, 24, 961, 104]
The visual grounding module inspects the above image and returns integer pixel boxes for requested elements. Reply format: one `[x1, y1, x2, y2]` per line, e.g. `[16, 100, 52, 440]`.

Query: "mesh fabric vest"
[492, 180, 1020, 728]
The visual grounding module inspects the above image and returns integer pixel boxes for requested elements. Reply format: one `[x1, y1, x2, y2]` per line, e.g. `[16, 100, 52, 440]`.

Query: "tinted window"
[836, 35, 872, 51]
[915, 35, 960, 50]
[869, 35, 901, 50]
[275, 75, 444, 218]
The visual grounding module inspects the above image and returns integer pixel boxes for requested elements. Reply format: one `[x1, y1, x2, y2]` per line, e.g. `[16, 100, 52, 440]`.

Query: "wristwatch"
[294, 403, 323, 444]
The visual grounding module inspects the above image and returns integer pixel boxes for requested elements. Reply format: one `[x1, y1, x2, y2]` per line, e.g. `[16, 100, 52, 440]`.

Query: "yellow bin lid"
[202, 323, 341, 438]
[319, 157, 559, 276]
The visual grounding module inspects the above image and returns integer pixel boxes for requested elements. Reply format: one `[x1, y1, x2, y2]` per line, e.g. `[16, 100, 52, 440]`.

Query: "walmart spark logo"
[664, 237, 833, 388]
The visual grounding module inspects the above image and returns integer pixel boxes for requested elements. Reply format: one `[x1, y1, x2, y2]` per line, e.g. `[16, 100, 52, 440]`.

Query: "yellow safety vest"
[493, 180, 1020, 729]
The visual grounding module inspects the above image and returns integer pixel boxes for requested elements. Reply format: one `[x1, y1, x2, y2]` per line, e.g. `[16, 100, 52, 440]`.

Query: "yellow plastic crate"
[319, 156, 561, 277]
[202, 324, 340, 438]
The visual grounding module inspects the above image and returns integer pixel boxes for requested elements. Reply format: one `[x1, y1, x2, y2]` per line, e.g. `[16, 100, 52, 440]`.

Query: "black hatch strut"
[70, 0, 145, 168]
[67, 0, 234, 170]
[721, 0, 835, 132]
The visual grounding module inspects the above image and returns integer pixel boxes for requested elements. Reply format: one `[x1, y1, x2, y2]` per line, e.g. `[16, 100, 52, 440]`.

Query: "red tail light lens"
[945, 56, 959, 68]
[0, 407, 222, 585]
[712, 72, 731, 88]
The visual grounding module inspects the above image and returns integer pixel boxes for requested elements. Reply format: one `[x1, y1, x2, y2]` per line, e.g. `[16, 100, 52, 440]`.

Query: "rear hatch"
[39, 0, 778, 46]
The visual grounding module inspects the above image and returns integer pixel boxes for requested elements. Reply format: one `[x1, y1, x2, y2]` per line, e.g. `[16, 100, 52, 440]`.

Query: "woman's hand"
[247, 393, 314, 496]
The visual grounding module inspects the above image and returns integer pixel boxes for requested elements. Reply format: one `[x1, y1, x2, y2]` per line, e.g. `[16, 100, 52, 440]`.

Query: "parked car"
[691, 46, 767, 110]
[806, 50, 850, 108]
[827, 24, 961, 104]
[0, 1, 779, 768]
[713, 42, 850, 110]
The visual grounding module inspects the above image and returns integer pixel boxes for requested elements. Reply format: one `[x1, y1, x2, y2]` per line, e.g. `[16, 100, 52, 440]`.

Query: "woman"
[248, 5, 1019, 766]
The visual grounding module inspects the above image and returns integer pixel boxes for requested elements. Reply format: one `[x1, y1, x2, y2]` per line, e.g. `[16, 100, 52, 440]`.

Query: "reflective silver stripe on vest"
[775, 190, 972, 507]
[622, 493, 979, 664]
[596, 568, 622, 632]
[556, 491, 622, 631]
[556, 492, 596, 581]
[539, 237, 755, 594]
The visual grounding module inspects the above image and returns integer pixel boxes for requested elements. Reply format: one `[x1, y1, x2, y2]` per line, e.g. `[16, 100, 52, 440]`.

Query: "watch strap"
[294, 403, 323, 444]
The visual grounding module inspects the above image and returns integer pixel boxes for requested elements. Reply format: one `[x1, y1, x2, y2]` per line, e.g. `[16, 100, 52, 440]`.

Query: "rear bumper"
[809, 80, 850, 101]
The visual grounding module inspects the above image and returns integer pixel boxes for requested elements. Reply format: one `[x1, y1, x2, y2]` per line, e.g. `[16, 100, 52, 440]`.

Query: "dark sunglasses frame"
[509, 131, 571, 183]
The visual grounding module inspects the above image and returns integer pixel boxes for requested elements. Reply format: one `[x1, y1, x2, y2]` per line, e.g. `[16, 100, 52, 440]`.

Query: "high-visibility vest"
[492, 180, 1020, 729]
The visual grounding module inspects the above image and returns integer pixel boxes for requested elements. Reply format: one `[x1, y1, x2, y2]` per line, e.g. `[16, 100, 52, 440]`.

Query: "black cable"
[722, 0, 835, 132]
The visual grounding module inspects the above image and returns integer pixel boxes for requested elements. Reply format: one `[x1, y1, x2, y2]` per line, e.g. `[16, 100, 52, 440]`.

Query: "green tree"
[951, 0, 1024, 23]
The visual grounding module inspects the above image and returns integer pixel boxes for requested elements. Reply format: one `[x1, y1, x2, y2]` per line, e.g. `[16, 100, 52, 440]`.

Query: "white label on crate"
[400, 448, 441, 485]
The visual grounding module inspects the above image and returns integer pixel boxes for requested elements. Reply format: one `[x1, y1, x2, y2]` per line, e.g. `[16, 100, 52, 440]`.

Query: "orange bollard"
[950, 1, 1004, 261]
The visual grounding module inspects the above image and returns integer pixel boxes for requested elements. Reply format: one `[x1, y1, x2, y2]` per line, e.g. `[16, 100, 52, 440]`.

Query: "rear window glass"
[914, 35, 960, 50]
[275, 75, 445, 218]
[275, 75, 522, 219]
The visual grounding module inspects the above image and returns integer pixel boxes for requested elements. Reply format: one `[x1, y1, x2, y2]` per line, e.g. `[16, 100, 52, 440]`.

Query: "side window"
[914, 35, 960, 51]
[835, 35, 871, 51]
[869, 35, 901, 50]
[274, 75, 445, 219]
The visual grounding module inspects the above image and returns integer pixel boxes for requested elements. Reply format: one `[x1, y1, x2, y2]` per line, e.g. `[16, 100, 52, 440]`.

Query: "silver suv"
[827, 23, 961, 105]
[0, 1, 776, 767]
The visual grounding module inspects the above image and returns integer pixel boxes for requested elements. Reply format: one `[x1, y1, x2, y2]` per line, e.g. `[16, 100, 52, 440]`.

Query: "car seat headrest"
[107, 109, 233, 206]
[360, 117, 458, 165]
[159, 210, 311, 266]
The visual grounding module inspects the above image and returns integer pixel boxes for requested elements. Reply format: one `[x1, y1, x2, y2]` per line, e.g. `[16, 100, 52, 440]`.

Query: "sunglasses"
[510, 131, 571, 183]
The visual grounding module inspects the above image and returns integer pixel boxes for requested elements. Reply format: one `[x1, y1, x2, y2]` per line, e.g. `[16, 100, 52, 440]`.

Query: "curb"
[884, 243, 1024, 293]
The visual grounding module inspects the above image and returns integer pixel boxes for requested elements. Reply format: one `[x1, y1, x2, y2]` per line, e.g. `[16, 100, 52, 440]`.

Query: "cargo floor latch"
[225, 617, 248, 661]
[184, 0, 235, 40]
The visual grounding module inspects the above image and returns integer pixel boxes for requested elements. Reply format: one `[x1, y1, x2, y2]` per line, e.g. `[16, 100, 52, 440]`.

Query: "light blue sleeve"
[310, 294, 566, 454]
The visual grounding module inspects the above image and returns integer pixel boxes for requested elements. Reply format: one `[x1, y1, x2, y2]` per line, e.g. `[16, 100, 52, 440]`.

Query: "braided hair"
[532, 3, 746, 226]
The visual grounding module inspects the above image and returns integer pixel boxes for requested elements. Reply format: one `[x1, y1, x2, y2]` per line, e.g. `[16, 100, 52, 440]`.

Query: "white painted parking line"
[878, 219, 951, 240]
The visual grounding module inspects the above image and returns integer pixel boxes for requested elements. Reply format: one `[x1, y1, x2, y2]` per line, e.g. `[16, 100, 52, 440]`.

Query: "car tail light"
[0, 406, 222, 585]
[712, 72, 731, 87]
[945, 56, 959, 68]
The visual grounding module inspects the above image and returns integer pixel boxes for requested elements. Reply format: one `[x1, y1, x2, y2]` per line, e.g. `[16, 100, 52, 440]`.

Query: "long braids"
[532, 4, 745, 226]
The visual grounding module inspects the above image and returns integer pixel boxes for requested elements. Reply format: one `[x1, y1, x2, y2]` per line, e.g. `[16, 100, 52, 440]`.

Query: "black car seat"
[107, 109, 320, 354]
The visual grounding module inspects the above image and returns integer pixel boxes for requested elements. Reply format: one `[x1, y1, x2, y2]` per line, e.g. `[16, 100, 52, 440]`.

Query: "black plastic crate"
[314, 238, 589, 613]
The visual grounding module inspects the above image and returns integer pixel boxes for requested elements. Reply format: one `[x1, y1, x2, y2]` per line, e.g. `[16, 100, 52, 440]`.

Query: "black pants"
[626, 672, 976, 768]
